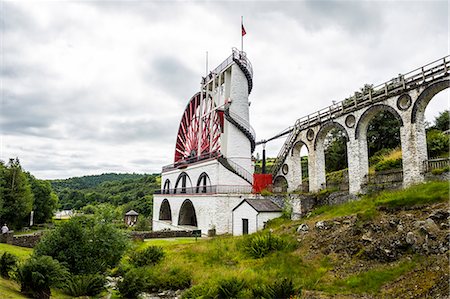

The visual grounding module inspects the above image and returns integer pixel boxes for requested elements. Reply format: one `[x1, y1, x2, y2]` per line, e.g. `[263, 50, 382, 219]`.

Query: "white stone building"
[153, 48, 280, 236]
[232, 199, 282, 236]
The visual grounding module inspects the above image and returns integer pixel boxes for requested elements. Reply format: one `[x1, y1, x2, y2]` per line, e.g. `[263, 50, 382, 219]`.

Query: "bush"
[217, 277, 246, 299]
[252, 278, 300, 299]
[241, 232, 288, 258]
[431, 166, 450, 175]
[34, 216, 129, 274]
[118, 267, 148, 299]
[147, 266, 192, 290]
[427, 129, 450, 158]
[0, 252, 18, 278]
[17, 255, 68, 299]
[374, 158, 402, 172]
[182, 283, 217, 299]
[62, 274, 106, 297]
[129, 246, 164, 267]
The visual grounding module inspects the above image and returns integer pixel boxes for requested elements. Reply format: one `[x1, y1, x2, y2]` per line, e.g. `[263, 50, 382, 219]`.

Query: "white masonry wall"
[232, 202, 258, 236]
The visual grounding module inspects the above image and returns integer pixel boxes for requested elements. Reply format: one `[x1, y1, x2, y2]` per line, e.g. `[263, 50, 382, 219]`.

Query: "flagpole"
[241, 16, 243, 52]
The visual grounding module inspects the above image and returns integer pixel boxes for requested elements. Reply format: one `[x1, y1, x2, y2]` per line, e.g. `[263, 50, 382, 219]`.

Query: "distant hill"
[49, 173, 161, 214]
[50, 173, 151, 191]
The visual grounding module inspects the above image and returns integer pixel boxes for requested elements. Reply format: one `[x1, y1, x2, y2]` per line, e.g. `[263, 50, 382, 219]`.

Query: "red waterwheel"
[174, 92, 222, 163]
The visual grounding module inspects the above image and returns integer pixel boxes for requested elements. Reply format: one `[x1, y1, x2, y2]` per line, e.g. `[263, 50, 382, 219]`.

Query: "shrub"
[241, 232, 287, 258]
[251, 278, 300, 299]
[17, 255, 68, 299]
[431, 166, 450, 175]
[182, 283, 217, 299]
[34, 216, 129, 274]
[129, 246, 164, 267]
[0, 252, 18, 278]
[62, 274, 106, 297]
[217, 277, 246, 299]
[147, 266, 192, 290]
[118, 267, 148, 299]
[427, 129, 450, 158]
[374, 158, 402, 172]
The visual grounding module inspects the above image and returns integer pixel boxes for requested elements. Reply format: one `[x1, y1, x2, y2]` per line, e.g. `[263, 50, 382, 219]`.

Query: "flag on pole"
[242, 23, 246, 36]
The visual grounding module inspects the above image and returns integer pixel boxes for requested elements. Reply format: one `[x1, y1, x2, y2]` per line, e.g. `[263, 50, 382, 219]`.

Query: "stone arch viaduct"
[271, 56, 449, 194]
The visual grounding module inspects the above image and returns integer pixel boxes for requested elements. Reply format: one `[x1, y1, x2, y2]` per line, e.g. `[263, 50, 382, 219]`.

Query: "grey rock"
[397, 224, 404, 232]
[315, 221, 326, 230]
[406, 232, 416, 245]
[297, 223, 309, 233]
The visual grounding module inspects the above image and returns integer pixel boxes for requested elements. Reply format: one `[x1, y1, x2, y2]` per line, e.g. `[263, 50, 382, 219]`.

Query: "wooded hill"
[50, 173, 160, 216]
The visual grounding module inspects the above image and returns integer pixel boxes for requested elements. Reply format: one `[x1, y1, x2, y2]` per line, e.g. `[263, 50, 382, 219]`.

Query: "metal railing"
[271, 56, 450, 175]
[154, 184, 252, 195]
[226, 108, 256, 141]
[162, 152, 220, 173]
[423, 158, 450, 172]
[223, 157, 254, 184]
[202, 48, 253, 85]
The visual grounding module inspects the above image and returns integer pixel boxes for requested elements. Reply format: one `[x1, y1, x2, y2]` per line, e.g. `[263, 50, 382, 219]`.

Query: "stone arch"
[178, 199, 197, 227]
[174, 172, 192, 194]
[273, 175, 288, 193]
[314, 121, 349, 150]
[291, 140, 309, 156]
[355, 104, 404, 140]
[196, 172, 211, 193]
[159, 199, 172, 221]
[411, 79, 450, 124]
[163, 179, 171, 194]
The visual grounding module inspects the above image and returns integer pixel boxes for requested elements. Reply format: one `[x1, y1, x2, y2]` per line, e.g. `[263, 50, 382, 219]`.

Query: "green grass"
[310, 181, 448, 220]
[329, 259, 416, 294]
[0, 244, 32, 261]
[0, 277, 26, 299]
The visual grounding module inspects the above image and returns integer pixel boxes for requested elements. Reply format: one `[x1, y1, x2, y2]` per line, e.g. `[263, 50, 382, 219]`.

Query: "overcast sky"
[1, 0, 449, 179]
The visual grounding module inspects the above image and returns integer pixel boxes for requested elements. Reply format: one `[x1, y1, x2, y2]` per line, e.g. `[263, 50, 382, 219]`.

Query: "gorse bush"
[17, 255, 68, 299]
[217, 277, 246, 298]
[0, 252, 17, 278]
[241, 232, 288, 258]
[374, 158, 402, 172]
[251, 278, 300, 299]
[62, 274, 106, 297]
[129, 245, 164, 267]
[118, 267, 147, 299]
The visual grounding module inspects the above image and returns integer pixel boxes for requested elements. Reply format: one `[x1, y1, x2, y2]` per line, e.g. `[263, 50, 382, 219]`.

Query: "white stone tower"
[152, 48, 256, 235]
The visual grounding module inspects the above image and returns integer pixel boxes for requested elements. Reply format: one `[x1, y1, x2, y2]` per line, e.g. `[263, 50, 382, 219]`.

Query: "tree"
[427, 129, 449, 158]
[27, 174, 58, 224]
[324, 128, 348, 173]
[432, 110, 449, 132]
[0, 158, 34, 229]
[34, 216, 129, 274]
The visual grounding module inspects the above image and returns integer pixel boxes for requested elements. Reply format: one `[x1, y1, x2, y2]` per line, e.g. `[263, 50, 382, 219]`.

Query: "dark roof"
[125, 210, 139, 216]
[233, 199, 282, 213]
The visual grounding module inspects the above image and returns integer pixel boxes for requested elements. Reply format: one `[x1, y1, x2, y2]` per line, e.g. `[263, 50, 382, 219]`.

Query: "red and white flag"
[242, 23, 246, 36]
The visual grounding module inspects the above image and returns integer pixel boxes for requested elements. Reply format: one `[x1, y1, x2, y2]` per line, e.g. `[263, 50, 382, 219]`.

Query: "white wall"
[232, 201, 258, 236]
[257, 212, 282, 231]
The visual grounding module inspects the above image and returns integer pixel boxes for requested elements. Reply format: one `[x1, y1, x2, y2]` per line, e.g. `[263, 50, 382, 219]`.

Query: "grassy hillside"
[116, 181, 449, 298]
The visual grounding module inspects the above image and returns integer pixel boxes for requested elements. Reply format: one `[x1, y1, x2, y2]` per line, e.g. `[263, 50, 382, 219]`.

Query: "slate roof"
[125, 210, 139, 216]
[233, 199, 282, 213]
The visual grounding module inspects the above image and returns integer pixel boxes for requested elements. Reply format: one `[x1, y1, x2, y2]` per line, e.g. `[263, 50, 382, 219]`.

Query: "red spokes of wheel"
[174, 92, 221, 163]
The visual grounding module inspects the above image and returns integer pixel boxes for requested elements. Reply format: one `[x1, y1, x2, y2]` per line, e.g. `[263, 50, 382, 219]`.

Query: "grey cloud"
[144, 56, 199, 101]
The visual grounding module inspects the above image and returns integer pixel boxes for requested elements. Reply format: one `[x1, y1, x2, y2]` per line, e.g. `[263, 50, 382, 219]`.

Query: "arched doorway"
[178, 199, 197, 227]
[291, 141, 309, 192]
[159, 199, 172, 221]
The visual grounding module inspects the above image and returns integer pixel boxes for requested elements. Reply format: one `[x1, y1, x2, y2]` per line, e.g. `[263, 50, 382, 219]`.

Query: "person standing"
[1, 224, 9, 234]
